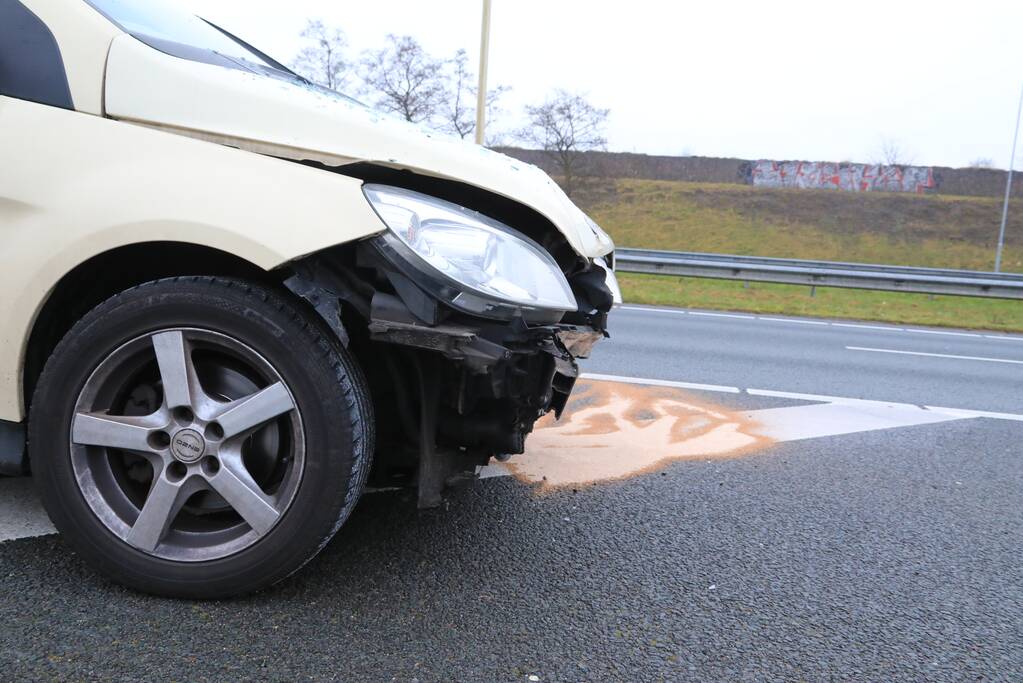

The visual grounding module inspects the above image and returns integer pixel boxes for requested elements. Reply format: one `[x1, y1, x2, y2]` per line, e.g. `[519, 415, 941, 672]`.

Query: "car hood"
[102, 35, 613, 260]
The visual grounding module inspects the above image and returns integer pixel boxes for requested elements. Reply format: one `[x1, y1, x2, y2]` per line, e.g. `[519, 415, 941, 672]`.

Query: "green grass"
[572, 178, 1023, 331]
[581, 178, 1023, 272]
[620, 273, 1023, 333]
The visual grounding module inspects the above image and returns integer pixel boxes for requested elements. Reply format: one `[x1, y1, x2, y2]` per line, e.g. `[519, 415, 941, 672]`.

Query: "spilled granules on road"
[505, 380, 772, 489]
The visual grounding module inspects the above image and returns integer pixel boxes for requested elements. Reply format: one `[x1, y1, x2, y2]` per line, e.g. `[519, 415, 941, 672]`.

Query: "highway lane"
[592, 305, 1023, 414]
[1, 305, 1021, 681]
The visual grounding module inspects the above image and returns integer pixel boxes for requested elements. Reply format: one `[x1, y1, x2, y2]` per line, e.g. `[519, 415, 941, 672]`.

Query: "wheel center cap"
[171, 428, 205, 463]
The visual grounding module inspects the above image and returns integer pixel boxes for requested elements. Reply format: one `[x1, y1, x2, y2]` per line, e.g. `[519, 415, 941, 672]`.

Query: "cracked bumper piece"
[367, 290, 587, 422]
[284, 241, 615, 506]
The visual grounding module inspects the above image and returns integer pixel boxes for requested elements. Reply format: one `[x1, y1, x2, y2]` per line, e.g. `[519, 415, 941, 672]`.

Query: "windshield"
[86, 0, 286, 74]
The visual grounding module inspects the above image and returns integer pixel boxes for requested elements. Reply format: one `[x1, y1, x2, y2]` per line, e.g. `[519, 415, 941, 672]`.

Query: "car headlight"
[363, 185, 577, 319]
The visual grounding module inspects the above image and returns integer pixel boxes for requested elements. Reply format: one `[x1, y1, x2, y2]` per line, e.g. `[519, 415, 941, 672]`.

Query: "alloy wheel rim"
[69, 328, 305, 562]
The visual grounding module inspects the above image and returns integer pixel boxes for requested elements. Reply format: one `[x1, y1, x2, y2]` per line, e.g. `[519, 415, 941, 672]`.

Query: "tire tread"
[29, 276, 374, 598]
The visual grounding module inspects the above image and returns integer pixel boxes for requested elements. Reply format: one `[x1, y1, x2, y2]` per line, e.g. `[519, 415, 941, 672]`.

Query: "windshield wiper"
[201, 17, 296, 77]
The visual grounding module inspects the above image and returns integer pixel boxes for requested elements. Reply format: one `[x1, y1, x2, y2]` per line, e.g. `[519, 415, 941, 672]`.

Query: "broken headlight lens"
[364, 185, 577, 318]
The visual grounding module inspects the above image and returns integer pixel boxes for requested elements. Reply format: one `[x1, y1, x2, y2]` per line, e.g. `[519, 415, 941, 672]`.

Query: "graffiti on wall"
[747, 160, 936, 194]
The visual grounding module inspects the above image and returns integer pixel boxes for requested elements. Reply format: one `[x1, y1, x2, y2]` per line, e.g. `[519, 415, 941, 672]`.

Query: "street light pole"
[475, 0, 492, 146]
[995, 82, 1023, 272]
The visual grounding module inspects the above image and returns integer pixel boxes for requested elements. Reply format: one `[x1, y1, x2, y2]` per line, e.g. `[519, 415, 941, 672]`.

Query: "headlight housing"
[363, 185, 577, 320]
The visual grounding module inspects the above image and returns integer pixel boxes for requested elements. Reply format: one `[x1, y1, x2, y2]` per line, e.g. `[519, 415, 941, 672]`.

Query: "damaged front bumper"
[285, 238, 616, 506]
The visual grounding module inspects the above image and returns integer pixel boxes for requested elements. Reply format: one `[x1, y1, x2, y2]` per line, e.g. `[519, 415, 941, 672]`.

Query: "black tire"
[29, 277, 374, 599]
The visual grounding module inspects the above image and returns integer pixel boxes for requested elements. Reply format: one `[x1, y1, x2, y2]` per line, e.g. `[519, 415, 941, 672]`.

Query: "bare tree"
[360, 35, 447, 124]
[968, 157, 995, 169]
[442, 49, 509, 141]
[518, 90, 609, 197]
[444, 50, 476, 138]
[875, 136, 915, 167]
[290, 20, 350, 91]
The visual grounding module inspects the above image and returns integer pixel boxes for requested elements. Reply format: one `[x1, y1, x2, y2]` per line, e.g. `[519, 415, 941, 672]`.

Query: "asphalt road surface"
[2, 305, 1022, 682]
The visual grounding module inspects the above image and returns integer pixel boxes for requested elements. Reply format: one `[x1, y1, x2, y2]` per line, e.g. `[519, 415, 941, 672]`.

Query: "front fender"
[0, 97, 383, 420]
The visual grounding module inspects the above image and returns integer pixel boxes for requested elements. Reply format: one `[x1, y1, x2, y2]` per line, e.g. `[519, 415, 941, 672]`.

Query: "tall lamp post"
[475, 0, 493, 146]
[995, 82, 1023, 272]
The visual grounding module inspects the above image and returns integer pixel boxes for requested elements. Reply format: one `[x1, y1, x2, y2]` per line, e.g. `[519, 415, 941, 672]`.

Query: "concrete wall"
[494, 148, 747, 184]
[745, 161, 937, 194]
[496, 147, 1023, 198]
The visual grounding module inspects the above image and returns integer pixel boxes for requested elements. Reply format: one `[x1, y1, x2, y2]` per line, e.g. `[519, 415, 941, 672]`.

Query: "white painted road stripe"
[831, 322, 903, 332]
[581, 372, 741, 394]
[905, 329, 982, 338]
[617, 305, 1023, 342]
[846, 346, 1023, 365]
[5, 373, 1022, 544]
[620, 306, 689, 316]
[759, 317, 829, 326]
[587, 373, 1023, 422]
[0, 478, 55, 542]
[687, 311, 756, 320]
[478, 375, 1017, 483]
[745, 402, 971, 443]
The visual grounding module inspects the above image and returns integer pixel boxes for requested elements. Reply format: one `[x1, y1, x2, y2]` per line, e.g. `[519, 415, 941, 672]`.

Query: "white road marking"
[584, 373, 1023, 423]
[581, 372, 740, 394]
[846, 346, 1023, 365]
[478, 464, 510, 479]
[745, 402, 970, 442]
[759, 317, 829, 326]
[476, 374, 1023, 484]
[904, 329, 981, 338]
[0, 478, 54, 542]
[745, 387, 1023, 422]
[620, 306, 689, 316]
[6, 373, 1022, 544]
[746, 387, 918, 406]
[831, 322, 904, 332]
[617, 305, 1023, 342]
[687, 311, 756, 320]
[920, 406, 1023, 422]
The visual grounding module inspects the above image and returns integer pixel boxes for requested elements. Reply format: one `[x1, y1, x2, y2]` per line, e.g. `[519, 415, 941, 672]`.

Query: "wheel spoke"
[215, 382, 295, 439]
[152, 331, 200, 409]
[72, 412, 162, 453]
[207, 456, 280, 535]
[69, 326, 305, 562]
[126, 475, 195, 552]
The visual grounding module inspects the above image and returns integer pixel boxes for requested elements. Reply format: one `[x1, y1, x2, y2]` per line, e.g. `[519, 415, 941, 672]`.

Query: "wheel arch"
[22, 241, 273, 419]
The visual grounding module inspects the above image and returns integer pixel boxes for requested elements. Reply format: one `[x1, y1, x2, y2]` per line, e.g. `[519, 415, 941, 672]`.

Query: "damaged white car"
[0, 0, 618, 597]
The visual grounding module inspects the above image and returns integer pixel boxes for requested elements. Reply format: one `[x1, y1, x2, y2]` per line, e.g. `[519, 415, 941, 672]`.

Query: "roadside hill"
[579, 179, 1023, 273]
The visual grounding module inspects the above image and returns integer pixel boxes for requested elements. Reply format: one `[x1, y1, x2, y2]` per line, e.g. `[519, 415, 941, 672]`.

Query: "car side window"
[0, 0, 74, 109]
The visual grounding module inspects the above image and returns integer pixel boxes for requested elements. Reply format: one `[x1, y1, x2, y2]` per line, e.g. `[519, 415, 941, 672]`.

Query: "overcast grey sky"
[183, 0, 1021, 169]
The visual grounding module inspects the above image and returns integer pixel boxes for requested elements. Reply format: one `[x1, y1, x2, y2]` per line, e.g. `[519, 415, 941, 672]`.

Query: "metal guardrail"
[614, 248, 1023, 300]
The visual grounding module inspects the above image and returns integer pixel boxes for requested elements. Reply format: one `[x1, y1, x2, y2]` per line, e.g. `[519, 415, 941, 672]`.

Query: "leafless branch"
[875, 136, 916, 167]
[441, 49, 509, 141]
[518, 90, 610, 197]
[290, 20, 350, 91]
[359, 35, 447, 124]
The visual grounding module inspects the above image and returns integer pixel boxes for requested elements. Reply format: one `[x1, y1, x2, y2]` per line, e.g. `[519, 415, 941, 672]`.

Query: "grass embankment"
[577, 179, 1023, 331]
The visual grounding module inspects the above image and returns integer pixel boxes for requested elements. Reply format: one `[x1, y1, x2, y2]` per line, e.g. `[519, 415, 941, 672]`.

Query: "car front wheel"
[29, 277, 373, 598]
